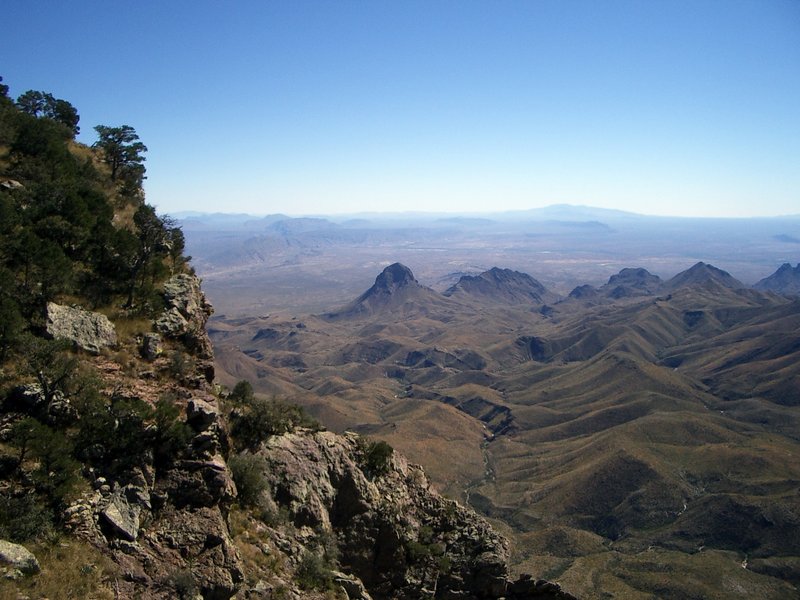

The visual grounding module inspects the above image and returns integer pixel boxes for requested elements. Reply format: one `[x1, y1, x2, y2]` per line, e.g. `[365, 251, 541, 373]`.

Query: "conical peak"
[372, 263, 418, 292]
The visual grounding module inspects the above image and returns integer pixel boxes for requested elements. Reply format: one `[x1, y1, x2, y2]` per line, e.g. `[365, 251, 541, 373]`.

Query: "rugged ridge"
[665, 261, 745, 291]
[444, 267, 557, 305]
[755, 262, 800, 295]
[256, 429, 576, 600]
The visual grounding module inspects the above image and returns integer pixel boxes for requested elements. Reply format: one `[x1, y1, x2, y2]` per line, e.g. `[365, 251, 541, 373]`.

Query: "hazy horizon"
[173, 202, 800, 221]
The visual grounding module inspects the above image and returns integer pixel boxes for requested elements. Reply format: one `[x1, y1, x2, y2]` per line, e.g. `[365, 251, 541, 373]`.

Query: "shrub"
[153, 394, 193, 465]
[228, 452, 269, 507]
[166, 568, 198, 599]
[296, 552, 335, 592]
[229, 395, 320, 451]
[8, 417, 81, 505]
[228, 380, 254, 404]
[363, 440, 394, 477]
[0, 492, 54, 542]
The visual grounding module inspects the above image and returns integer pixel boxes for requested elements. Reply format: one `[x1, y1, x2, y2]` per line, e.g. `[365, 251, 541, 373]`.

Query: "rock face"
[45, 302, 117, 353]
[156, 274, 214, 359]
[0, 540, 40, 576]
[64, 387, 243, 599]
[257, 430, 576, 600]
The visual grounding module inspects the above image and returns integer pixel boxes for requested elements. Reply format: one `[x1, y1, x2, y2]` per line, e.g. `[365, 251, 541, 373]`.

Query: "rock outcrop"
[325, 263, 447, 319]
[665, 261, 745, 291]
[156, 273, 214, 359]
[256, 429, 576, 600]
[45, 302, 118, 353]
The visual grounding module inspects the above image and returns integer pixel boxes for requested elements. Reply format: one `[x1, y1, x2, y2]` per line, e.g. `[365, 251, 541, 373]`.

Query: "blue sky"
[3, 1, 799, 217]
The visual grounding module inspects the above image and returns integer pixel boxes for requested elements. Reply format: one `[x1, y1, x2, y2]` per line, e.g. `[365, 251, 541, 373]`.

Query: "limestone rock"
[46, 302, 117, 353]
[0, 539, 40, 576]
[9, 383, 76, 424]
[333, 570, 373, 600]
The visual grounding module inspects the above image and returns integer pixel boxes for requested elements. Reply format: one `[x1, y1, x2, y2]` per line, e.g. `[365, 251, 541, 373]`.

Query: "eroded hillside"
[213, 262, 800, 599]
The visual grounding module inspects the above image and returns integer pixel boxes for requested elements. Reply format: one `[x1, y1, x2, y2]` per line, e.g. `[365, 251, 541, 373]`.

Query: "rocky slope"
[4, 274, 577, 599]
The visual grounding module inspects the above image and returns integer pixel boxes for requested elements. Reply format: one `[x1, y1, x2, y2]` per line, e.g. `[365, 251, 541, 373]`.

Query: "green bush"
[363, 440, 394, 477]
[153, 395, 193, 465]
[228, 452, 269, 507]
[166, 568, 197, 600]
[296, 552, 335, 592]
[8, 417, 81, 505]
[229, 394, 320, 451]
[0, 492, 54, 542]
[228, 380, 254, 404]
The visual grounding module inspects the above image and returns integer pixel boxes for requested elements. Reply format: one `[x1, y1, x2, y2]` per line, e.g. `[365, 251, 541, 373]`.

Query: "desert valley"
[184, 209, 800, 599]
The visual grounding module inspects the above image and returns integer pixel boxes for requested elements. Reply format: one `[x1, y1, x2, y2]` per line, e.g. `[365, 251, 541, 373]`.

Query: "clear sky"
[3, 1, 799, 218]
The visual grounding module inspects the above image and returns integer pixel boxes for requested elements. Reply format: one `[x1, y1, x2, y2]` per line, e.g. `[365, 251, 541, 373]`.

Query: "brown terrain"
[193, 211, 800, 598]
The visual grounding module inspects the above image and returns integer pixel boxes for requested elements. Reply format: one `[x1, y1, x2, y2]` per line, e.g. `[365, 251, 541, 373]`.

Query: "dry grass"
[0, 538, 118, 600]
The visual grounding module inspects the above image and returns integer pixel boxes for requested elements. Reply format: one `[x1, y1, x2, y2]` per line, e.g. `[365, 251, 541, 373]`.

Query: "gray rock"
[155, 307, 189, 337]
[0, 540, 40, 575]
[163, 274, 213, 319]
[100, 492, 141, 541]
[187, 398, 218, 431]
[156, 274, 214, 359]
[45, 302, 117, 354]
[333, 571, 373, 600]
[10, 384, 76, 423]
[141, 333, 163, 360]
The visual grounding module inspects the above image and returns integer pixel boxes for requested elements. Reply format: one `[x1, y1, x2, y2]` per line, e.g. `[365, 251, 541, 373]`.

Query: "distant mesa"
[665, 262, 745, 291]
[268, 217, 337, 235]
[774, 234, 800, 244]
[444, 267, 556, 304]
[754, 263, 800, 296]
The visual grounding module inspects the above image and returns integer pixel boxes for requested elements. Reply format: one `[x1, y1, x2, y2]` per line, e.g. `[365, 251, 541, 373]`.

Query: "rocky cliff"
[2, 267, 577, 599]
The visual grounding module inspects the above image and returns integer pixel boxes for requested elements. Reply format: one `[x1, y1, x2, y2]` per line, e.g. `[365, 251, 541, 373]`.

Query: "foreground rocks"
[45, 302, 118, 353]
[0, 540, 40, 578]
[257, 429, 576, 600]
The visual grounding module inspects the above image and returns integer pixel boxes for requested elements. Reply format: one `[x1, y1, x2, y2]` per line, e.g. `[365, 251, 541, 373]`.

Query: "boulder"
[9, 383, 76, 423]
[140, 333, 163, 360]
[46, 302, 117, 353]
[100, 491, 141, 541]
[0, 539, 40, 575]
[187, 398, 218, 431]
[155, 307, 189, 337]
